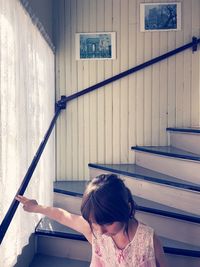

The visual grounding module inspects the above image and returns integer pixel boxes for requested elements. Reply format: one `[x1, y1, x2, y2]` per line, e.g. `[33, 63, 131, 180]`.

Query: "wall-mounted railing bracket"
[56, 95, 67, 110]
[192, 36, 198, 52]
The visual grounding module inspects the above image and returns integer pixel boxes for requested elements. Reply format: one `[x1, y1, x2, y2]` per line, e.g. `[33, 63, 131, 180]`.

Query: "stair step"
[88, 163, 200, 192]
[167, 127, 200, 154]
[89, 163, 200, 215]
[131, 146, 200, 184]
[167, 127, 200, 134]
[54, 180, 200, 224]
[36, 217, 200, 259]
[132, 146, 200, 162]
[54, 181, 200, 246]
[30, 254, 89, 267]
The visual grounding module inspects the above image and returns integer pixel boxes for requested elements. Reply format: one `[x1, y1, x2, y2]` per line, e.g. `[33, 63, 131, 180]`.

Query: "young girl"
[16, 174, 167, 267]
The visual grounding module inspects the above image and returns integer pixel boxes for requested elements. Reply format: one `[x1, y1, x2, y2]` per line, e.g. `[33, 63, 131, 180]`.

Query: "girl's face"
[91, 221, 125, 236]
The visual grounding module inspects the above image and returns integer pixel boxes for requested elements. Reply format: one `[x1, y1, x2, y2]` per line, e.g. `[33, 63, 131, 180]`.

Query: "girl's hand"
[16, 195, 38, 213]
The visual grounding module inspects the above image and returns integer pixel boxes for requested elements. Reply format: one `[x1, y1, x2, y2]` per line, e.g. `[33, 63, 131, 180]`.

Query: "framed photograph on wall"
[140, 2, 181, 32]
[75, 32, 116, 60]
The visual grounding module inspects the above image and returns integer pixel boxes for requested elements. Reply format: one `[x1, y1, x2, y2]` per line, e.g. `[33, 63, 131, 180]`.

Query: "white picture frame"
[140, 2, 181, 32]
[75, 32, 116, 60]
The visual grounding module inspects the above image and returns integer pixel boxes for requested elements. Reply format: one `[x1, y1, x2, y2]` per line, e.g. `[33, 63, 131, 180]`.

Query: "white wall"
[0, 1, 55, 266]
[55, 0, 200, 180]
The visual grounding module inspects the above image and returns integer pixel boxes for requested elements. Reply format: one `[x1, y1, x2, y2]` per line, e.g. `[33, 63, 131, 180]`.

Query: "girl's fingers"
[15, 195, 29, 204]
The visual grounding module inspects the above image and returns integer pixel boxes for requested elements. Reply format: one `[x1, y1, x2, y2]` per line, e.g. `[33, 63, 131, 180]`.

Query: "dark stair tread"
[88, 163, 200, 192]
[36, 217, 200, 257]
[30, 254, 89, 267]
[54, 180, 200, 224]
[167, 127, 200, 134]
[132, 145, 200, 161]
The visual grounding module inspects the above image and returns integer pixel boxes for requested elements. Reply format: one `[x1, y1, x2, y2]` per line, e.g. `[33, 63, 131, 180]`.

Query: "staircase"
[29, 128, 200, 267]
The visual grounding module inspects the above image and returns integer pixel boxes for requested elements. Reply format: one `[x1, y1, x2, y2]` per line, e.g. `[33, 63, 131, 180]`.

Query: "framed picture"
[140, 2, 181, 32]
[75, 32, 116, 60]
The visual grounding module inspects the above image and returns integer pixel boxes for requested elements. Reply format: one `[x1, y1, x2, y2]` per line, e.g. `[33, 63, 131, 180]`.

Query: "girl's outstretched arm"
[154, 234, 168, 267]
[16, 195, 92, 243]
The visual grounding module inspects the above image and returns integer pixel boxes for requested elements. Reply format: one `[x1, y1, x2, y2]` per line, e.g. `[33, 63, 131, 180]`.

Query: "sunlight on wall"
[0, 0, 55, 266]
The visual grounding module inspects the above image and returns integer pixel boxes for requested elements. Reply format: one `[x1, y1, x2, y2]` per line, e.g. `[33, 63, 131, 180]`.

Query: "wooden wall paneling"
[65, 0, 73, 179]
[183, 0, 192, 126]
[151, 32, 160, 145]
[77, 0, 85, 179]
[89, 0, 98, 167]
[83, 0, 90, 178]
[175, 22, 184, 126]
[128, 0, 137, 162]
[191, 0, 200, 126]
[97, 0, 105, 164]
[105, 0, 113, 163]
[144, 30, 152, 146]
[135, 0, 144, 146]
[71, 0, 79, 179]
[120, 0, 129, 163]
[112, 0, 121, 163]
[167, 32, 176, 128]
[159, 31, 168, 145]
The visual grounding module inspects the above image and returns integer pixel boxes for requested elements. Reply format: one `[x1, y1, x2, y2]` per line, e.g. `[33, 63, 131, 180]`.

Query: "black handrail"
[0, 97, 67, 244]
[66, 36, 200, 102]
[0, 36, 199, 245]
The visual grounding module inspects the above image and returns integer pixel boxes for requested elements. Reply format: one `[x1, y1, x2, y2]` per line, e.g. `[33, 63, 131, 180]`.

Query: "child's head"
[81, 174, 136, 234]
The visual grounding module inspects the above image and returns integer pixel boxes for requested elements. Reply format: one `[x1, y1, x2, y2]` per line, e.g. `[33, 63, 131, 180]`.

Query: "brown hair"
[81, 174, 136, 228]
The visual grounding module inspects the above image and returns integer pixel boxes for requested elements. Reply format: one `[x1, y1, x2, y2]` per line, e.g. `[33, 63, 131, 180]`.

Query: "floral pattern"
[90, 222, 156, 267]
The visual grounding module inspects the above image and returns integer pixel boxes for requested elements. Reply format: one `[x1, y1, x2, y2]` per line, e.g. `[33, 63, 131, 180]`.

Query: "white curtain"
[0, 0, 55, 266]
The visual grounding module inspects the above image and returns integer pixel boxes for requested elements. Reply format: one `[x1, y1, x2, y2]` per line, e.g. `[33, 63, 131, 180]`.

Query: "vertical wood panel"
[128, 0, 137, 162]
[97, 0, 105, 163]
[89, 0, 98, 167]
[104, 0, 113, 163]
[112, 0, 121, 163]
[83, 0, 90, 178]
[191, 0, 200, 125]
[77, 0, 84, 179]
[120, 0, 129, 162]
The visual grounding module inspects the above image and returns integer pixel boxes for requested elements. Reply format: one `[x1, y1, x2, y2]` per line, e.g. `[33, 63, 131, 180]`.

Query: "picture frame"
[75, 32, 116, 60]
[140, 2, 181, 32]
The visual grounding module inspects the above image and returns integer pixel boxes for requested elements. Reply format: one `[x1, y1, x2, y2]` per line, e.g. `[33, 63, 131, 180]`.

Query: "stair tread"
[88, 163, 200, 192]
[36, 217, 200, 256]
[54, 180, 200, 223]
[167, 127, 200, 133]
[30, 254, 89, 267]
[132, 145, 200, 161]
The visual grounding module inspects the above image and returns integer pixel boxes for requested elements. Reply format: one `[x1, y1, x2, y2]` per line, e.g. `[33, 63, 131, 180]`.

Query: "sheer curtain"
[0, 0, 55, 266]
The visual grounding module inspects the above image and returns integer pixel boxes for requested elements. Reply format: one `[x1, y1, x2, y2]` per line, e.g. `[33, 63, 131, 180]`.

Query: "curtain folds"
[0, 0, 55, 266]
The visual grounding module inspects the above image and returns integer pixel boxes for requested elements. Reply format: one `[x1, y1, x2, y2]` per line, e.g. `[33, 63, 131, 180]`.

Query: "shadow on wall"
[13, 234, 35, 267]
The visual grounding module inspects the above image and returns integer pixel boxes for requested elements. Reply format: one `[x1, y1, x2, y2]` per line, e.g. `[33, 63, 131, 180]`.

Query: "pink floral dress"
[90, 222, 156, 267]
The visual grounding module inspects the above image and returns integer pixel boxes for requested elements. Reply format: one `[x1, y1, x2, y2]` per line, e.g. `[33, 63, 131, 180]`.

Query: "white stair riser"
[135, 151, 200, 184]
[89, 168, 200, 215]
[169, 132, 200, 155]
[136, 212, 200, 246]
[166, 254, 200, 267]
[54, 193, 200, 246]
[36, 235, 91, 261]
[36, 233, 200, 267]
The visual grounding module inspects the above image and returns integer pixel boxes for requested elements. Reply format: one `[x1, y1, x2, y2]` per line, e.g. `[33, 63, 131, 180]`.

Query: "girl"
[16, 174, 167, 267]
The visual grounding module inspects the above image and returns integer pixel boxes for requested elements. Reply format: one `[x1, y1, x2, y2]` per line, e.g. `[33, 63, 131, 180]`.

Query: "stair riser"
[54, 193, 200, 246]
[136, 212, 200, 246]
[89, 168, 200, 215]
[169, 132, 200, 155]
[36, 234, 200, 267]
[36, 235, 91, 261]
[135, 151, 200, 184]
[166, 254, 200, 267]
